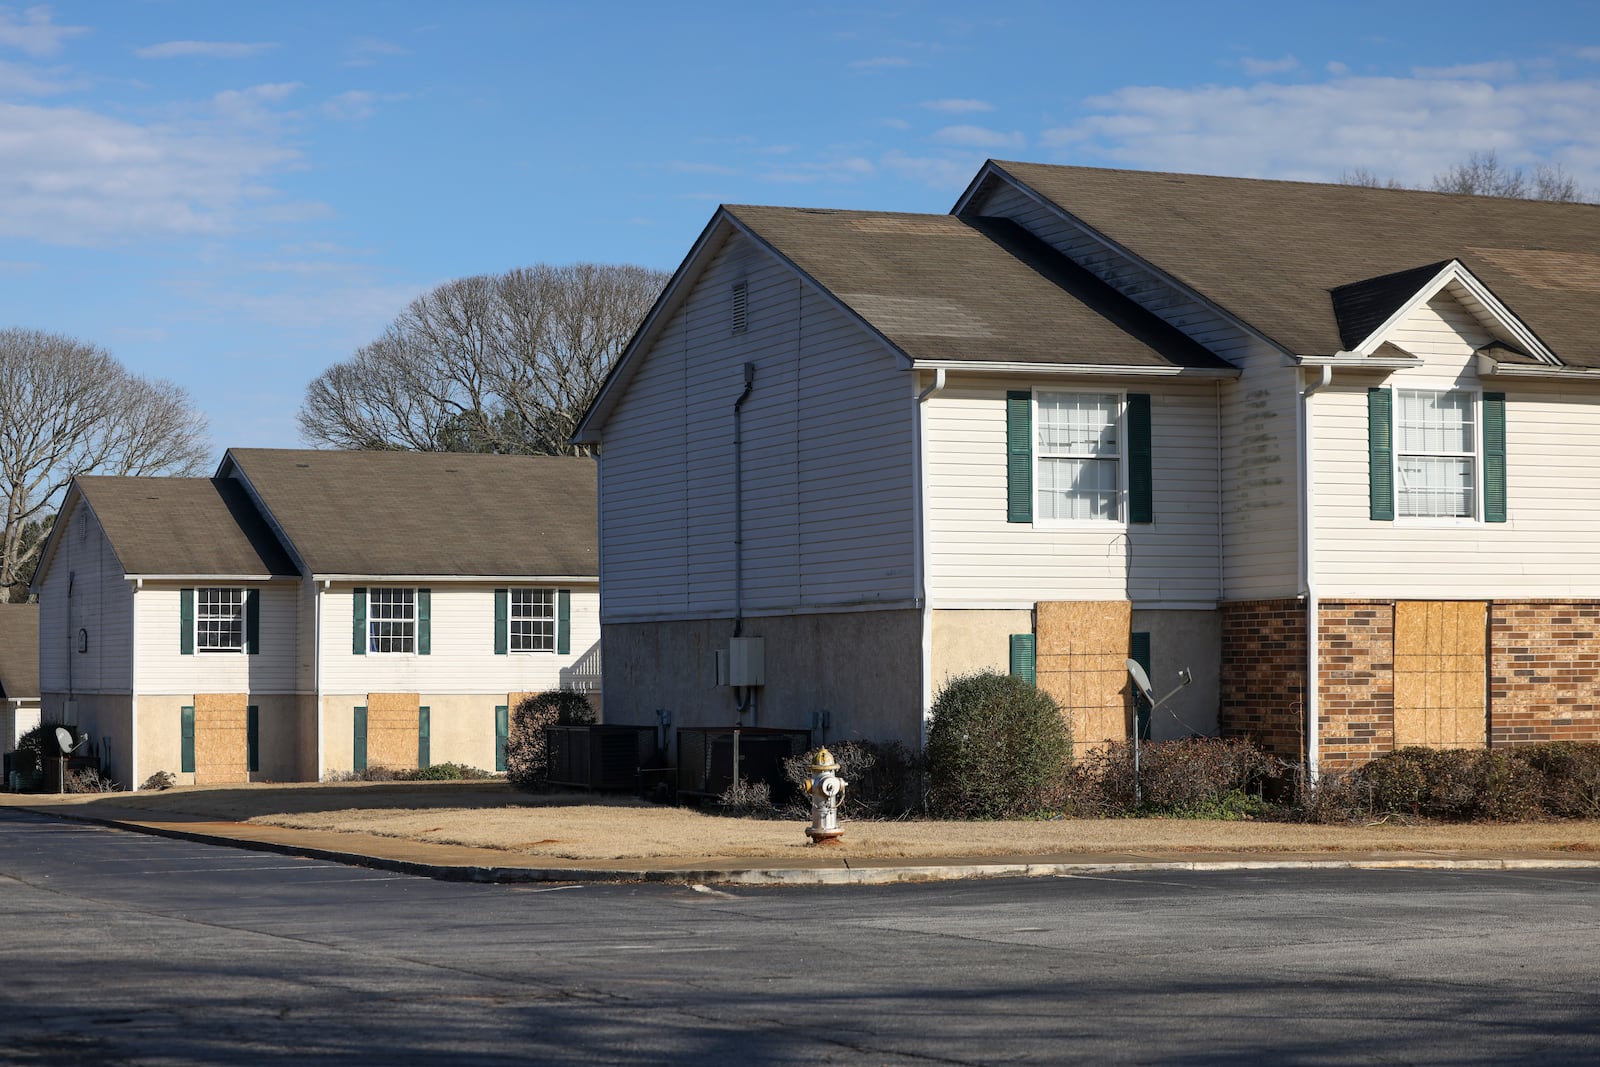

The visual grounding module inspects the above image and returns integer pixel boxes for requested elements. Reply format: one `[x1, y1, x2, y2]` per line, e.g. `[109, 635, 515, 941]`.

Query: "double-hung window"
[196, 588, 244, 652]
[1035, 391, 1122, 521]
[1396, 389, 1475, 519]
[368, 588, 416, 653]
[509, 589, 556, 652]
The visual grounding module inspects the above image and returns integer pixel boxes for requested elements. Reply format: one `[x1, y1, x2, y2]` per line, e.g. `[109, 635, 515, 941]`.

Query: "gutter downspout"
[314, 578, 328, 781]
[731, 363, 756, 719]
[129, 578, 140, 789]
[914, 368, 947, 751]
[1299, 364, 1333, 783]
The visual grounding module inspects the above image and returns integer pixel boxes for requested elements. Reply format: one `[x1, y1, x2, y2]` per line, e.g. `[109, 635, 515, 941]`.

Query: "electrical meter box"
[719, 636, 765, 687]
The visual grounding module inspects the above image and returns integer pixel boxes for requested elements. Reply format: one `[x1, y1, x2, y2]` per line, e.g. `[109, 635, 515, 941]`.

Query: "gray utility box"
[544, 725, 660, 792]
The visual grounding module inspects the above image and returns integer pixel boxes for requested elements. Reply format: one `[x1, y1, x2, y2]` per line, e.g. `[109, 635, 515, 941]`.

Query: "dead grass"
[11, 781, 1600, 862]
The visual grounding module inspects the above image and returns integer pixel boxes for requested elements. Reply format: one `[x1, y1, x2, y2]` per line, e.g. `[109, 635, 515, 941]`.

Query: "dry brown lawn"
[13, 779, 1600, 862]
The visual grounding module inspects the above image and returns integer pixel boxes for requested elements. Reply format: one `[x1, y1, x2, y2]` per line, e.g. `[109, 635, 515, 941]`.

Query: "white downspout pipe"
[1299, 364, 1332, 783]
[314, 577, 328, 781]
[914, 367, 946, 750]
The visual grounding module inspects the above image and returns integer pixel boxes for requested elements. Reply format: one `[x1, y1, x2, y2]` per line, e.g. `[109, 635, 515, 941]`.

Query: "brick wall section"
[1317, 601, 1395, 772]
[1219, 599, 1305, 763]
[1489, 602, 1600, 745]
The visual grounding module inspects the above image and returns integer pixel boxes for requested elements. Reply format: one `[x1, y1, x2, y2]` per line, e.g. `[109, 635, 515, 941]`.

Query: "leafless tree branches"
[298, 263, 668, 456]
[1343, 150, 1592, 202]
[0, 328, 211, 599]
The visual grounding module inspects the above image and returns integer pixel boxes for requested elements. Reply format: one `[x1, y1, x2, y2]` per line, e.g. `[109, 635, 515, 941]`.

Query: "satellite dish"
[55, 728, 85, 755]
[1125, 659, 1155, 703]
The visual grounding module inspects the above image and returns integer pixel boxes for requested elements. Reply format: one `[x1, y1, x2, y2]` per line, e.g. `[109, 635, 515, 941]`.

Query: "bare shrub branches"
[298, 263, 668, 456]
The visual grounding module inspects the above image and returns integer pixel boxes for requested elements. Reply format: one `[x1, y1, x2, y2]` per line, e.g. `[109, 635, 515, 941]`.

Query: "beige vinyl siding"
[133, 583, 300, 695]
[598, 230, 916, 623]
[318, 583, 600, 694]
[925, 377, 1221, 606]
[38, 500, 134, 694]
[971, 178, 1302, 600]
[1314, 293, 1600, 596]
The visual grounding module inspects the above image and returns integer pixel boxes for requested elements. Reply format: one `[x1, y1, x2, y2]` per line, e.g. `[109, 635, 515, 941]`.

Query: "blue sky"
[5, 1, 1600, 456]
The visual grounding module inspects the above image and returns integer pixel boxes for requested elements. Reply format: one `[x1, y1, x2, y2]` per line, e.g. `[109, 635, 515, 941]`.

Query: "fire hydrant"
[803, 747, 847, 845]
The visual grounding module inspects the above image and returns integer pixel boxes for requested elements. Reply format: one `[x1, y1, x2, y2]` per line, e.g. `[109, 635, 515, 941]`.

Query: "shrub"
[781, 740, 923, 820]
[1519, 742, 1600, 819]
[1064, 737, 1279, 818]
[66, 768, 119, 793]
[1300, 746, 1574, 823]
[717, 776, 775, 817]
[142, 770, 177, 791]
[409, 762, 494, 781]
[925, 671, 1072, 819]
[14, 720, 75, 780]
[505, 690, 596, 792]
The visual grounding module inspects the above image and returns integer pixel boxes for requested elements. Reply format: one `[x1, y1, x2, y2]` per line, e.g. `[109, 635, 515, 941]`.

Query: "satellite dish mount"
[1124, 660, 1193, 806]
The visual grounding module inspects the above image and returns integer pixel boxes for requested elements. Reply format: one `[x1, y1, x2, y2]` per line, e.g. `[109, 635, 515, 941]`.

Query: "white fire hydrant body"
[803, 747, 847, 845]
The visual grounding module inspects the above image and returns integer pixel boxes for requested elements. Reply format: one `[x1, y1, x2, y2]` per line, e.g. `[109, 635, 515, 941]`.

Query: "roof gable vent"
[731, 281, 748, 334]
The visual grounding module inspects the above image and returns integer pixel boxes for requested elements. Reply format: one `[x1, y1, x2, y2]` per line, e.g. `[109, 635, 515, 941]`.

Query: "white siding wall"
[318, 583, 600, 694]
[924, 377, 1221, 606]
[37, 500, 133, 694]
[133, 583, 300, 694]
[599, 230, 917, 622]
[1314, 292, 1600, 596]
[971, 180, 1303, 600]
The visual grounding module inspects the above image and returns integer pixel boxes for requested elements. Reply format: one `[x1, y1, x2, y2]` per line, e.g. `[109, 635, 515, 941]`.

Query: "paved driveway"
[3, 809, 1598, 1064]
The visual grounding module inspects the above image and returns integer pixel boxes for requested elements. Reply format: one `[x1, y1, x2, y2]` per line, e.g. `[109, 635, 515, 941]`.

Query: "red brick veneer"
[1489, 602, 1600, 745]
[1316, 601, 1395, 772]
[1219, 599, 1306, 763]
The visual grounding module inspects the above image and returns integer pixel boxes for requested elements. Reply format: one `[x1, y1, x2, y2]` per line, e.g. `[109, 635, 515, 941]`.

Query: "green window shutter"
[1483, 392, 1507, 523]
[180, 588, 194, 655]
[353, 706, 367, 771]
[180, 706, 195, 773]
[1009, 633, 1036, 686]
[417, 588, 431, 656]
[556, 590, 571, 655]
[245, 589, 260, 655]
[495, 704, 509, 772]
[1006, 390, 1033, 523]
[1127, 393, 1153, 524]
[494, 589, 508, 655]
[1130, 631, 1153, 741]
[418, 706, 430, 768]
[247, 705, 259, 773]
[352, 588, 367, 655]
[1368, 388, 1394, 522]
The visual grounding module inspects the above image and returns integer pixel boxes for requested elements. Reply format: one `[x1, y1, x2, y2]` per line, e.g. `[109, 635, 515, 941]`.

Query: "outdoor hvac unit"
[675, 726, 810, 802]
[543, 725, 660, 792]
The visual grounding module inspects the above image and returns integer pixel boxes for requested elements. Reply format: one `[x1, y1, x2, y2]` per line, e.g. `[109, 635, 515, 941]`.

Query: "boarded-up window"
[1393, 601, 1487, 750]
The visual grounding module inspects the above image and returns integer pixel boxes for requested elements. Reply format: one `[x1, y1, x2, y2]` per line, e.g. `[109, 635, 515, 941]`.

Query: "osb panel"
[1394, 602, 1486, 750]
[194, 693, 248, 785]
[1036, 601, 1132, 756]
[366, 692, 420, 770]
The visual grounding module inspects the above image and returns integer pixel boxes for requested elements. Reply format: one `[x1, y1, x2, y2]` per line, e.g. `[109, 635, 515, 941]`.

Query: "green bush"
[925, 671, 1071, 819]
[409, 762, 494, 781]
[781, 740, 923, 820]
[1065, 737, 1279, 818]
[505, 690, 596, 792]
[13, 720, 74, 789]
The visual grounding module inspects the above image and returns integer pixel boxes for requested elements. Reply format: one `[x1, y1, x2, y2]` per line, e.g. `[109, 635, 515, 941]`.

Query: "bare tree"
[1342, 151, 1592, 203]
[1340, 167, 1407, 190]
[298, 263, 668, 456]
[0, 328, 211, 599]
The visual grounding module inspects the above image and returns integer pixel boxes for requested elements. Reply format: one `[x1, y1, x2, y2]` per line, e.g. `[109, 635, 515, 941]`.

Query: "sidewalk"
[8, 792, 1600, 885]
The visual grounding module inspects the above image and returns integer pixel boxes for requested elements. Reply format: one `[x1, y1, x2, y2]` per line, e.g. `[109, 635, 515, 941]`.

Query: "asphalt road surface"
[2, 808, 1598, 1065]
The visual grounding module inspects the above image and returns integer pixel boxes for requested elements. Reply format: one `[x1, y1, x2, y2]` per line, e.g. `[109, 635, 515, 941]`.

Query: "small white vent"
[731, 281, 748, 333]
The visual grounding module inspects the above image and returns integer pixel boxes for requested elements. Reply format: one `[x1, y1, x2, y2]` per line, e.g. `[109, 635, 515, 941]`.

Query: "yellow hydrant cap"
[810, 747, 838, 772]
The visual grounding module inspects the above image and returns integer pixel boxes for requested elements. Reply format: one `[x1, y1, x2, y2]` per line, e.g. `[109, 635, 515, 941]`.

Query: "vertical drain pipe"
[1300, 364, 1333, 783]
[732, 363, 756, 719]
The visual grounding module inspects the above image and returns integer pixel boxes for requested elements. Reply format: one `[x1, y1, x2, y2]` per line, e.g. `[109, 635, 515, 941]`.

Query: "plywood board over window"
[1035, 600, 1133, 756]
[1393, 601, 1487, 750]
[193, 693, 249, 785]
[365, 693, 422, 770]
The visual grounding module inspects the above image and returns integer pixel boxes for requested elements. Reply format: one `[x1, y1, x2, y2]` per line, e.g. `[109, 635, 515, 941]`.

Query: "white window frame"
[1032, 390, 1127, 525]
[1394, 387, 1481, 524]
[368, 588, 416, 655]
[509, 588, 556, 653]
[196, 587, 245, 653]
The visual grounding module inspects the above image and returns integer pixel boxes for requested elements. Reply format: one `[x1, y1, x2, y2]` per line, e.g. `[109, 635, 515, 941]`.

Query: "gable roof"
[72, 477, 299, 579]
[221, 449, 596, 578]
[975, 161, 1600, 366]
[0, 603, 38, 700]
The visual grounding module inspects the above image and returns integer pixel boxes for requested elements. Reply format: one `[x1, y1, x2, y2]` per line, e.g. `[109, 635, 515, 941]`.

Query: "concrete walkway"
[8, 792, 1600, 885]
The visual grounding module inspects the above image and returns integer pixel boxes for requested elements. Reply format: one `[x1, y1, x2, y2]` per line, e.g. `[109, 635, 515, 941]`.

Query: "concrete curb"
[14, 804, 1600, 885]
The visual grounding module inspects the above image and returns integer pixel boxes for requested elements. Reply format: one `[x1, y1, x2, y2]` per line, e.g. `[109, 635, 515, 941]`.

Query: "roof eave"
[910, 359, 1239, 378]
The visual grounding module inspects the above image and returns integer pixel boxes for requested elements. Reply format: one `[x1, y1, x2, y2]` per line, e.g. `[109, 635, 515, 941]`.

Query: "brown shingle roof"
[0, 602, 38, 700]
[75, 477, 299, 578]
[987, 161, 1600, 366]
[725, 206, 1232, 371]
[224, 449, 596, 577]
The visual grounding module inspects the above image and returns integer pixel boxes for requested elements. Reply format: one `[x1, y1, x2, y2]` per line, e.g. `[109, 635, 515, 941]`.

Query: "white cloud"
[1326, 61, 1349, 75]
[322, 89, 407, 121]
[1241, 55, 1298, 76]
[1413, 60, 1518, 80]
[934, 124, 1025, 149]
[1040, 73, 1600, 189]
[851, 55, 909, 70]
[1578, 46, 1600, 61]
[135, 40, 277, 60]
[345, 37, 409, 67]
[882, 117, 911, 130]
[0, 100, 311, 243]
[0, 5, 87, 57]
[879, 149, 982, 189]
[0, 56, 81, 93]
[921, 98, 993, 113]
